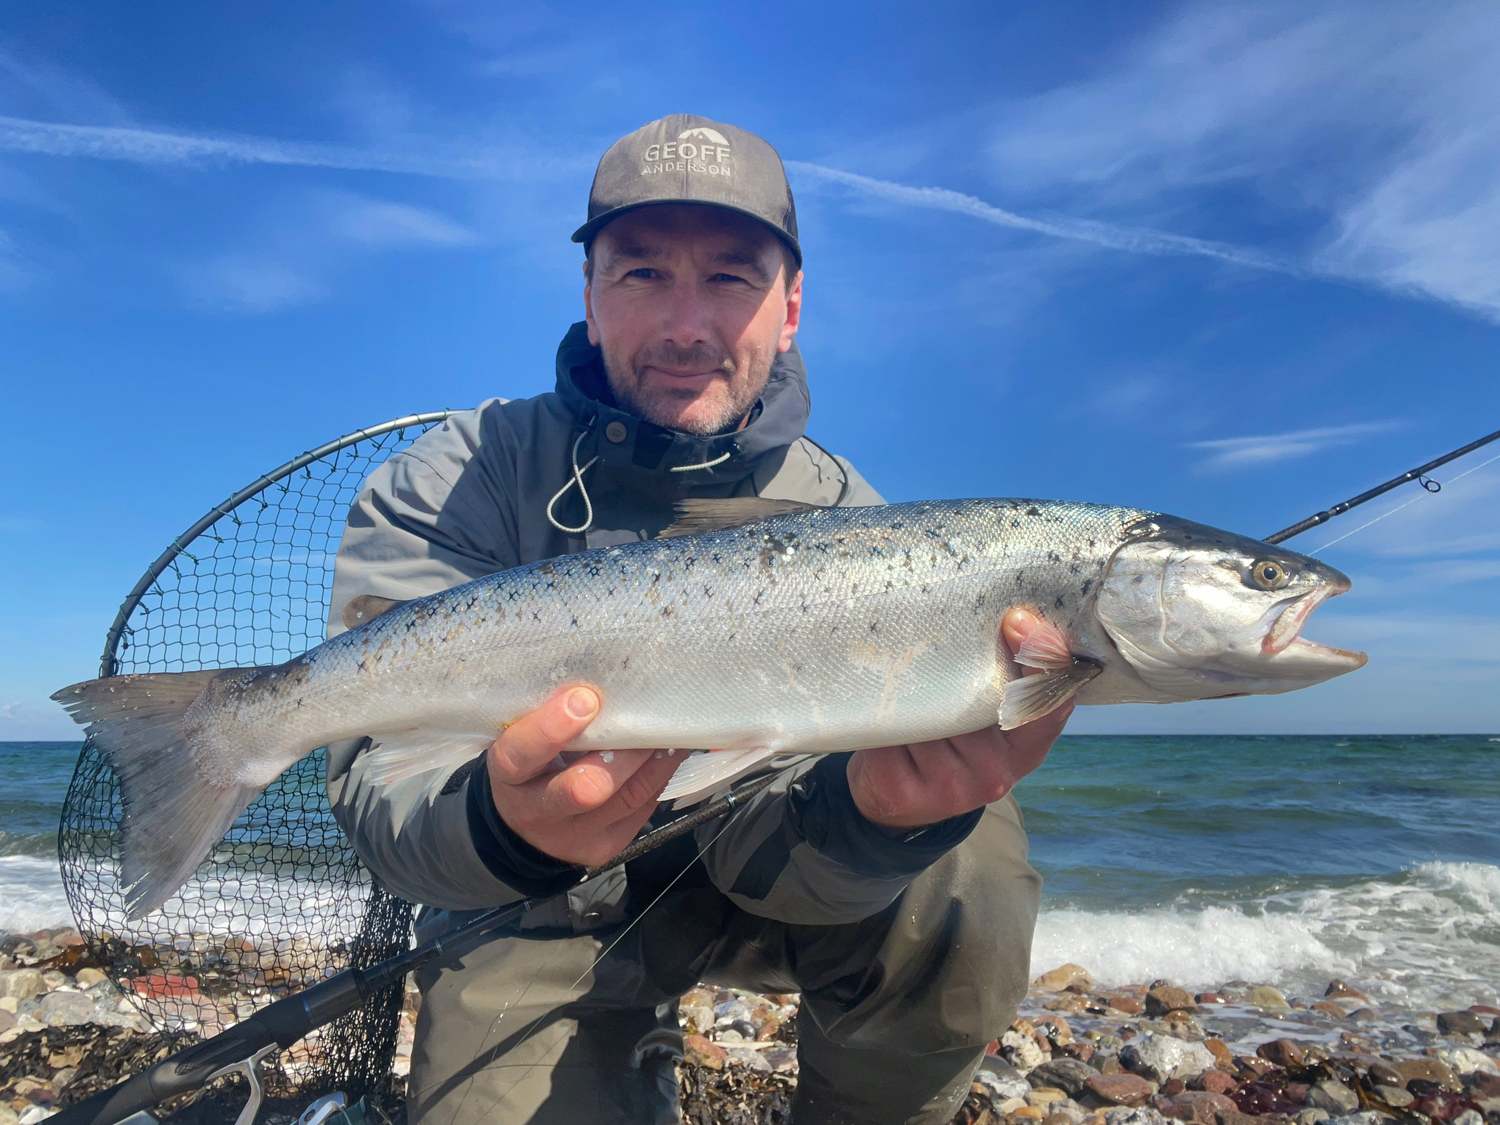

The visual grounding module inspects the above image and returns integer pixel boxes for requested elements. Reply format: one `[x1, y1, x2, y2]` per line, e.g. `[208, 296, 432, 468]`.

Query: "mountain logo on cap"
[678, 127, 729, 145]
[640, 128, 733, 178]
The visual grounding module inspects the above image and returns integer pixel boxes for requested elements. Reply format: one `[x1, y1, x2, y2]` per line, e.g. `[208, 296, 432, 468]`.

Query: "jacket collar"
[552, 321, 811, 485]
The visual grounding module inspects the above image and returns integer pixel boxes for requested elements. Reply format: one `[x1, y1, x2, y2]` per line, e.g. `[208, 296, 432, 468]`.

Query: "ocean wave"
[0, 830, 58, 858]
[1032, 861, 1500, 1011]
[0, 855, 74, 934]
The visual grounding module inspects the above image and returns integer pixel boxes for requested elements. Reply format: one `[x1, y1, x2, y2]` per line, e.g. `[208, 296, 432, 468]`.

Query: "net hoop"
[99, 411, 454, 677]
[59, 409, 453, 1104]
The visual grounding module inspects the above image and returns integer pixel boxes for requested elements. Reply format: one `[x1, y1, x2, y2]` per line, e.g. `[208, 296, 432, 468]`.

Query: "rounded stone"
[1437, 1011, 1489, 1037]
[1086, 1072, 1158, 1107]
[1256, 1039, 1305, 1068]
[0, 970, 45, 1002]
[1035, 964, 1094, 993]
[1243, 985, 1290, 1010]
[1306, 1079, 1358, 1116]
[1146, 987, 1198, 1018]
[1323, 979, 1368, 1003]
[1373, 1085, 1412, 1108]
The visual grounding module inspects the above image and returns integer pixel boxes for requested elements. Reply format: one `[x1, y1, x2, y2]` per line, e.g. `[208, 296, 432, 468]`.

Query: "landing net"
[57, 413, 450, 1103]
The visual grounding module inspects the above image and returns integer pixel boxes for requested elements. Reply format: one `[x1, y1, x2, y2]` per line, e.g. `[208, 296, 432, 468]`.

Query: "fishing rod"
[1264, 426, 1500, 545]
[53, 768, 786, 1125]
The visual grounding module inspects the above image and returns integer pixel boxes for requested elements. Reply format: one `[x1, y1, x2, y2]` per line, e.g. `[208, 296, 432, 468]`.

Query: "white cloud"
[0, 703, 18, 720]
[179, 190, 477, 313]
[328, 197, 477, 247]
[0, 229, 31, 291]
[977, 0, 1500, 318]
[184, 256, 327, 313]
[1189, 421, 1400, 470]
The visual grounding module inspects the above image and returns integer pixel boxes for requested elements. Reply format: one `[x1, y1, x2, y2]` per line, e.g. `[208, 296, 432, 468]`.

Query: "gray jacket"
[326, 324, 981, 935]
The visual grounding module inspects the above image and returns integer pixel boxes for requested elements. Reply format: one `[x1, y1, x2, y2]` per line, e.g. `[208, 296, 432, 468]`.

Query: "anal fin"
[999, 659, 1102, 729]
[360, 730, 495, 786]
[659, 747, 778, 806]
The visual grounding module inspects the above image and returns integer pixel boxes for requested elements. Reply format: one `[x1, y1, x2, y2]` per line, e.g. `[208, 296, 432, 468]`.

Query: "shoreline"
[3, 925, 1498, 1125]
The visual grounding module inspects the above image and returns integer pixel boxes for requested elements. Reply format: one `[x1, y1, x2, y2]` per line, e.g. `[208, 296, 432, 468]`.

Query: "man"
[326, 114, 1070, 1125]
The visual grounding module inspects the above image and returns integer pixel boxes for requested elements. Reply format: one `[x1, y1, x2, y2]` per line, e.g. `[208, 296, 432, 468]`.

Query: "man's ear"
[583, 263, 601, 347]
[777, 269, 804, 354]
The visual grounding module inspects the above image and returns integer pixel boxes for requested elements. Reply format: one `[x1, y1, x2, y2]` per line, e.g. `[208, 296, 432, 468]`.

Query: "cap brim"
[571, 200, 802, 267]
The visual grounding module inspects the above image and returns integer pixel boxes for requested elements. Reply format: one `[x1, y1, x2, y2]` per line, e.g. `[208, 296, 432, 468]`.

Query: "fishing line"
[1310, 449, 1500, 554]
[462, 807, 746, 1120]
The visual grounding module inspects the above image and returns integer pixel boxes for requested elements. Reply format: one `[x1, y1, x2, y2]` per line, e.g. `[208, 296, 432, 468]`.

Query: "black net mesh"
[57, 416, 448, 1103]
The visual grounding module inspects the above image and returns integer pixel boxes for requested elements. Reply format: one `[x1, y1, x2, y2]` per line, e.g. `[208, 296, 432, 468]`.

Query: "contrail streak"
[786, 161, 1308, 277]
[0, 115, 528, 179]
[0, 114, 1473, 313]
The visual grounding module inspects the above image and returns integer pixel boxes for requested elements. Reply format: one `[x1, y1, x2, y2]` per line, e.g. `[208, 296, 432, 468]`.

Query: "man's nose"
[656, 280, 715, 346]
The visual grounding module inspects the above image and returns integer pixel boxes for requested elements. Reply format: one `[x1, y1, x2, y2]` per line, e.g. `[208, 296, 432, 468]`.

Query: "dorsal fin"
[657, 497, 823, 538]
[343, 594, 410, 630]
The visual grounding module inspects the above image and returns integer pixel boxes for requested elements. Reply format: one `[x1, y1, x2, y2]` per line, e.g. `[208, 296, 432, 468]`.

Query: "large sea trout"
[55, 497, 1365, 917]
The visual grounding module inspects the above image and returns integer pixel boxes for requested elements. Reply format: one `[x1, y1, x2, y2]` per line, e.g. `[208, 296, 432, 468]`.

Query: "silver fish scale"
[236, 499, 1153, 763]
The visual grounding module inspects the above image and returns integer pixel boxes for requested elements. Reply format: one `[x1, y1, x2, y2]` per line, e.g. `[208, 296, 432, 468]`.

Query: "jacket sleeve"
[325, 404, 565, 910]
[692, 755, 983, 925]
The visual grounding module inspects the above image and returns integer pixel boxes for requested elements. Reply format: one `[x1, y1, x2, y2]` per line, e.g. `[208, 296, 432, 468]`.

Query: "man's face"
[584, 204, 802, 435]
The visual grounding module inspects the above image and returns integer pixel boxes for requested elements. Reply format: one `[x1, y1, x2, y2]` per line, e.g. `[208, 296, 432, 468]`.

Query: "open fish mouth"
[1262, 580, 1367, 666]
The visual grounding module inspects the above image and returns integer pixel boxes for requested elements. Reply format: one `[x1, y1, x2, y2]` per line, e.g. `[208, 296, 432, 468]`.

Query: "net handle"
[99, 411, 453, 677]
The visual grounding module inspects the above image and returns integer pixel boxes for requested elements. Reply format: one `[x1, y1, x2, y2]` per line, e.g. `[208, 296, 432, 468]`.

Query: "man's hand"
[486, 687, 679, 867]
[846, 608, 1072, 831]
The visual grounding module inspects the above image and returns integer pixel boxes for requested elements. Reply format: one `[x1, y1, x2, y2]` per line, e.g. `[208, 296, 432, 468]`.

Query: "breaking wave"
[1032, 861, 1500, 1011]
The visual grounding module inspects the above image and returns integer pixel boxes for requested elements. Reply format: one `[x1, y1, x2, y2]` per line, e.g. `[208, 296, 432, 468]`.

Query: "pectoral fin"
[998, 659, 1102, 729]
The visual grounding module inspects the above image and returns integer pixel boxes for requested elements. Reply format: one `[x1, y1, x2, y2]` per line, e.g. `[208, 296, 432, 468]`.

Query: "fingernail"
[565, 687, 598, 719]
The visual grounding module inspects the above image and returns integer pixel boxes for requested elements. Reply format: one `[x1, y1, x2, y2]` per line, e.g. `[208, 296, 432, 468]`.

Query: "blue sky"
[3, 0, 1498, 738]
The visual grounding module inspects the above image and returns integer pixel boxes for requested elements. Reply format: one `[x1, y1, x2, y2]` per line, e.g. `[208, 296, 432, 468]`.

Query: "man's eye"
[708, 273, 747, 284]
[626, 268, 659, 279]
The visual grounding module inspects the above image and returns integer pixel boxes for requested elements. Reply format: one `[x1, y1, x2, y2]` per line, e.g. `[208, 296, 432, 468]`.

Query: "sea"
[3, 735, 1498, 1015]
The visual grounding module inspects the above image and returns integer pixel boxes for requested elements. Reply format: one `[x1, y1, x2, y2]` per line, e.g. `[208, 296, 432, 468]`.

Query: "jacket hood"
[552, 321, 811, 485]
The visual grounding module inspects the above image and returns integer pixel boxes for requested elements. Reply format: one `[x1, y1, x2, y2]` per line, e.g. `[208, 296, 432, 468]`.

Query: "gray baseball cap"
[572, 114, 801, 266]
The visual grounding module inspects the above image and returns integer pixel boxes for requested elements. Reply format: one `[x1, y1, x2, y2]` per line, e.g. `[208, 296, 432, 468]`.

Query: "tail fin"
[53, 670, 263, 919]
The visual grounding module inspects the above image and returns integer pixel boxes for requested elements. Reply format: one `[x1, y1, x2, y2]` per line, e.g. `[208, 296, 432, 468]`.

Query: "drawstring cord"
[546, 432, 600, 535]
[546, 430, 734, 535]
[668, 451, 731, 472]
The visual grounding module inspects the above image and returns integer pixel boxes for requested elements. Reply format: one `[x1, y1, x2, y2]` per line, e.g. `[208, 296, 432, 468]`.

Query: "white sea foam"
[1032, 861, 1500, 1011]
[0, 855, 75, 933]
[9, 843, 1499, 1016]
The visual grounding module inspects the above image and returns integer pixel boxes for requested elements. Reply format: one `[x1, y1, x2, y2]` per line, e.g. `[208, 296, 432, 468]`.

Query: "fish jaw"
[1095, 516, 1368, 701]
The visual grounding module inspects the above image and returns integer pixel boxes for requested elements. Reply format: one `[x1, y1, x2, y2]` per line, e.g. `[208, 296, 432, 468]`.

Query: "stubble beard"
[601, 340, 771, 436]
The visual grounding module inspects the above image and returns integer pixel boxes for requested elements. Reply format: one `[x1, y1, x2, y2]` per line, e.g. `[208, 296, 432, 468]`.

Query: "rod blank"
[1265, 426, 1500, 545]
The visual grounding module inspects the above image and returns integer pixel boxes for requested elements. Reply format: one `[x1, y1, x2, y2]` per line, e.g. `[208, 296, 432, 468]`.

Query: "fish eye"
[1250, 559, 1290, 590]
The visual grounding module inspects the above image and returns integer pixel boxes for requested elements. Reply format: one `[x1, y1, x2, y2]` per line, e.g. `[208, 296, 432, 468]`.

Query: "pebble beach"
[5, 929, 1500, 1125]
